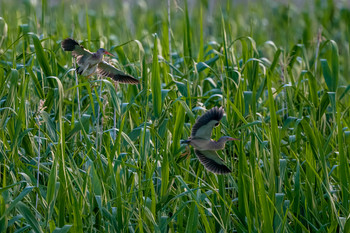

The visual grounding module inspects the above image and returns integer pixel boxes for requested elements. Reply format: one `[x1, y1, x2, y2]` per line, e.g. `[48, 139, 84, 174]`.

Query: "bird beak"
[104, 51, 114, 56]
[228, 137, 240, 141]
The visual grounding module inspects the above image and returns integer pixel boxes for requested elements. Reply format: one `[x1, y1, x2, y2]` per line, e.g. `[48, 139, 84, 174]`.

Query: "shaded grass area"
[0, 0, 350, 232]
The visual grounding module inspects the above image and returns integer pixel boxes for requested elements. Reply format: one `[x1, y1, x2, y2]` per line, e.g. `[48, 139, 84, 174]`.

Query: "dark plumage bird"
[182, 106, 239, 174]
[61, 38, 139, 84]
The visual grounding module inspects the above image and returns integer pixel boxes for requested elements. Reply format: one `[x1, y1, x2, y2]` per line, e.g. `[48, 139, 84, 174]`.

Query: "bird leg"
[180, 145, 191, 159]
[114, 82, 118, 91]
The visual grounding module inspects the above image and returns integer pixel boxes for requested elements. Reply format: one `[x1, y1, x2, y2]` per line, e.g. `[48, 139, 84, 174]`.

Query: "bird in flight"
[61, 38, 139, 84]
[182, 106, 239, 174]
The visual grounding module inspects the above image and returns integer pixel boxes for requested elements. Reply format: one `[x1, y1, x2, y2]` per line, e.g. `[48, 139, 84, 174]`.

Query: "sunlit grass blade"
[151, 34, 162, 118]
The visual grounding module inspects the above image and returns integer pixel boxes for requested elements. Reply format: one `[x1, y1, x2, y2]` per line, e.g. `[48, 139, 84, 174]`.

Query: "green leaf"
[17, 201, 43, 233]
[28, 33, 52, 77]
[151, 34, 162, 118]
[52, 225, 72, 233]
[1, 186, 34, 220]
[321, 59, 334, 91]
[171, 102, 186, 155]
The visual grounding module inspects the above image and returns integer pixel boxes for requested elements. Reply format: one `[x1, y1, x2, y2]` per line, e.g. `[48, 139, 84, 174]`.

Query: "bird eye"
[215, 122, 219, 126]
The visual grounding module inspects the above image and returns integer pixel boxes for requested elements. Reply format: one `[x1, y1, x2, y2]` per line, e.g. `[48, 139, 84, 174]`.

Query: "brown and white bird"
[182, 106, 239, 174]
[61, 38, 139, 84]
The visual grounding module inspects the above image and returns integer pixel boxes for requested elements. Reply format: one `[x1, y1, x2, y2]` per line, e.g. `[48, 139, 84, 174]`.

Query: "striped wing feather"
[194, 149, 231, 174]
[191, 106, 224, 140]
[97, 61, 139, 84]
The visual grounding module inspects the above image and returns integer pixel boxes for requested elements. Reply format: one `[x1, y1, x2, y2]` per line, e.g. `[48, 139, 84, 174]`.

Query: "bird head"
[97, 48, 114, 56]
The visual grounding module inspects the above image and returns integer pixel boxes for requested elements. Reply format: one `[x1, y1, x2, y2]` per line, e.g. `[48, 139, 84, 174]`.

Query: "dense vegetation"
[0, 0, 350, 232]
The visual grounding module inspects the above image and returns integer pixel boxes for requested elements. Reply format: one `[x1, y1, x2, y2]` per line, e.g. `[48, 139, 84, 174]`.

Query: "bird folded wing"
[97, 61, 139, 84]
[191, 106, 224, 140]
[194, 149, 231, 174]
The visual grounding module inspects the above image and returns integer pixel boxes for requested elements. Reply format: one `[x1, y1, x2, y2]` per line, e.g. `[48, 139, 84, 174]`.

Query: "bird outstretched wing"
[191, 106, 224, 140]
[194, 149, 231, 174]
[61, 38, 92, 65]
[97, 61, 139, 84]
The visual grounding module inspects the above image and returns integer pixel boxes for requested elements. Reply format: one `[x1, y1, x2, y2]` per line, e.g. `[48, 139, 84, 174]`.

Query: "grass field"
[0, 0, 350, 232]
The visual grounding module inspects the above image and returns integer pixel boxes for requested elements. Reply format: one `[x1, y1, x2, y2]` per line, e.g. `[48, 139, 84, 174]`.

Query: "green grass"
[0, 0, 350, 232]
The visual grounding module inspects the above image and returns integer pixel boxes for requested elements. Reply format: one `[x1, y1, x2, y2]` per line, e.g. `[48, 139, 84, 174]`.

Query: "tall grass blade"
[151, 34, 162, 118]
[29, 33, 52, 77]
[17, 201, 43, 233]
